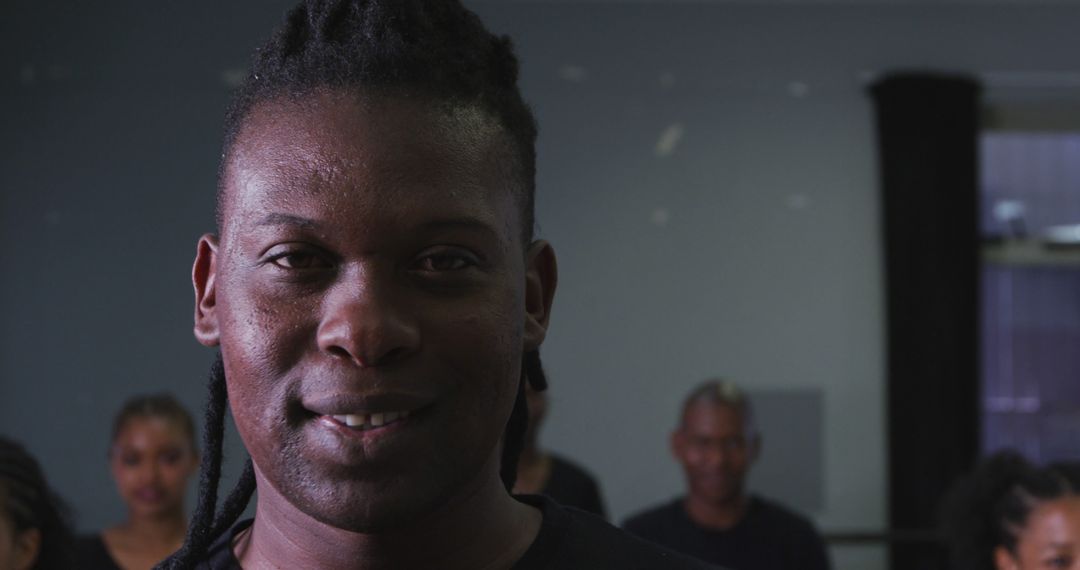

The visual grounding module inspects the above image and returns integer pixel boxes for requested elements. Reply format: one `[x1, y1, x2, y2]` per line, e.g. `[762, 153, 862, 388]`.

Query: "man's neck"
[682, 493, 750, 531]
[237, 465, 542, 570]
[513, 444, 552, 495]
[518, 443, 542, 468]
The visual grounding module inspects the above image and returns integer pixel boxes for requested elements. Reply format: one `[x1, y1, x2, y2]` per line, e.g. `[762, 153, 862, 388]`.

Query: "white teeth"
[329, 411, 411, 429]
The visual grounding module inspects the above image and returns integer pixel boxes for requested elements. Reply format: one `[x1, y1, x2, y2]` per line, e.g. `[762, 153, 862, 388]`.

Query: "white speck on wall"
[786, 194, 811, 209]
[558, 65, 588, 83]
[788, 80, 810, 98]
[20, 64, 36, 85]
[659, 72, 676, 90]
[651, 208, 670, 227]
[221, 69, 247, 88]
[654, 123, 685, 158]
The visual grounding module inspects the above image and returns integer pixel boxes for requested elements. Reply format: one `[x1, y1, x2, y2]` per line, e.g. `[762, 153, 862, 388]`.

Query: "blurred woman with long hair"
[75, 394, 198, 570]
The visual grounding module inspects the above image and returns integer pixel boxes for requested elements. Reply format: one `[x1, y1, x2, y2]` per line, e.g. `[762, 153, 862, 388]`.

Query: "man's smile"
[298, 390, 438, 447]
[327, 411, 410, 430]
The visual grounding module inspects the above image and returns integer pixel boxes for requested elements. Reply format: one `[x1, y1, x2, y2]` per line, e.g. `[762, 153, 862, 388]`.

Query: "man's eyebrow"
[255, 213, 323, 229]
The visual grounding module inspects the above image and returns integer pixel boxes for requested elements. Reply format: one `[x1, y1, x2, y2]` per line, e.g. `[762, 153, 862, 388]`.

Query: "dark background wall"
[5, 2, 1080, 568]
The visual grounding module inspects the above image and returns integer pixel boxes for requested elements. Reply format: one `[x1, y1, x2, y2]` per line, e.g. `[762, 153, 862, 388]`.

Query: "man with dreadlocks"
[165, 1, 714, 568]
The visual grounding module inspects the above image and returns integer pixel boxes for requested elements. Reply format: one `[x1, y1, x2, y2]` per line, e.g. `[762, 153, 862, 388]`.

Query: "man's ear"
[13, 528, 41, 570]
[993, 546, 1018, 570]
[523, 240, 557, 352]
[193, 234, 221, 346]
[670, 429, 685, 462]
[748, 435, 762, 464]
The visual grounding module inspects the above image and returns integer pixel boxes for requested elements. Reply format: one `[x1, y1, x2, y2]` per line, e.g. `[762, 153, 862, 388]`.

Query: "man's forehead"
[683, 401, 746, 428]
[225, 94, 514, 196]
[233, 90, 507, 159]
[227, 145, 361, 208]
[228, 100, 374, 188]
[220, 118, 422, 186]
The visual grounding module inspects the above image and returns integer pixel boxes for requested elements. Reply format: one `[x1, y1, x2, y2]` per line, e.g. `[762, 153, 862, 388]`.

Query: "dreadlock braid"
[523, 349, 548, 392]
[499, 349, 549, 491]
[500, 369, 530, 492]
[208, 458, 256, 540]
[156, 355, 230, 570]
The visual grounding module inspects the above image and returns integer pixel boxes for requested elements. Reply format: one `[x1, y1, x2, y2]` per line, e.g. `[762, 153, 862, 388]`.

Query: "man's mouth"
[302, 392, 435, 443]
[325, 410, 411, 431]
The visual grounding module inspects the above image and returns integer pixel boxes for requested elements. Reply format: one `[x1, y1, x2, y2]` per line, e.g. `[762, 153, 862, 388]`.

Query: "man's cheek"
[221, 309, 302, 371]
[229, 391, 279, 463]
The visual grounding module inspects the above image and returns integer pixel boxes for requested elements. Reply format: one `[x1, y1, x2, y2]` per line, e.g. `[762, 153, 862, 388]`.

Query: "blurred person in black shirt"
[74, 394, 198, 570]
[513, 381, 607, 519]
[623, 379, 829, 570]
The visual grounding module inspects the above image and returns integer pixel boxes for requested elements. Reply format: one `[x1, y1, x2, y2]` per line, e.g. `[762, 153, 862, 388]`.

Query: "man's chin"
[292, 494, 418, 533]
[283, 478, 452, 535]
[691, 483, 743, 506]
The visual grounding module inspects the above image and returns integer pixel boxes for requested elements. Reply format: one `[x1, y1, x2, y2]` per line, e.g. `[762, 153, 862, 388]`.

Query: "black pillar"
[870, 73, 982, 570]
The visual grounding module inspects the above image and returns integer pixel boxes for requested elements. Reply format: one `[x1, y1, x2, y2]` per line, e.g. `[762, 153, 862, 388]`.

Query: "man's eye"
[417, 254, 474, 272]
[1047, 555, 1073, 568]
[720, 437, 746, 450]
[268, 251, 330, 269]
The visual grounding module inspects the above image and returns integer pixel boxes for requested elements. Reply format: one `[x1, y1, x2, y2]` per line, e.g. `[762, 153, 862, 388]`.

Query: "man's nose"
[703, 445, 729, 468]
[316, 268, 421, 367]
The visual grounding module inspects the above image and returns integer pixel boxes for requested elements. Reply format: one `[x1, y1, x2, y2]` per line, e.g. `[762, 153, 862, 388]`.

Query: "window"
[981, 131, 1080, 463]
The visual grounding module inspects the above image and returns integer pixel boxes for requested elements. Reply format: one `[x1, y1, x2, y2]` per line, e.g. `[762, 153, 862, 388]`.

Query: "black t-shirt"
[541, 454, 607, 519]
[195, 495, 716, 569]
[73, 534, 123, 570]
[622, 496, 830, 570]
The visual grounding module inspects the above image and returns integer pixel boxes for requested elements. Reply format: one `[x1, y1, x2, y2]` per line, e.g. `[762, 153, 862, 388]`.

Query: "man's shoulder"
[748, 496, 830, 568]
[568, 511, 716, 569]
[195, 500, 719, 570]
[521, 496, 714, 569]
[749, 495, 820, 534]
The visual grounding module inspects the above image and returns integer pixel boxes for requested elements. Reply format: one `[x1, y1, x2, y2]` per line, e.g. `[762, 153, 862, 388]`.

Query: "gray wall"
[5, 2, 1080, 568]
